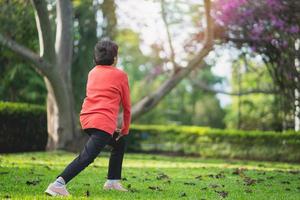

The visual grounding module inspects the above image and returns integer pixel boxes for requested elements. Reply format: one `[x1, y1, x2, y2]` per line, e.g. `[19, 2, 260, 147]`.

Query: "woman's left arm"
[120, 74, 131, 135]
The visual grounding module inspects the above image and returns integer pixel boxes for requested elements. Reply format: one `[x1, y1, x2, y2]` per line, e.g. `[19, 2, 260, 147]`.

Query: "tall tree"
[0, 0, 77, 150]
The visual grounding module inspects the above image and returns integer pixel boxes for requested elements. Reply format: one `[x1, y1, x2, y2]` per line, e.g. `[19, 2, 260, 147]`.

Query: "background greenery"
[1, 0, 294, 131]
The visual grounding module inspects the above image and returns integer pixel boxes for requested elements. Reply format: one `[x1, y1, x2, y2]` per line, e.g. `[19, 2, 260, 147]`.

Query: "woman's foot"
[45, 177, 70, 197]
[45, 183, 70, 196]
[103, 180, 128, 192]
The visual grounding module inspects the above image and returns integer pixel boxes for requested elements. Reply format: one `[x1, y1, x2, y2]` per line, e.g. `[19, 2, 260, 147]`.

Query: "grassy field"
[0, 151, 300, 199]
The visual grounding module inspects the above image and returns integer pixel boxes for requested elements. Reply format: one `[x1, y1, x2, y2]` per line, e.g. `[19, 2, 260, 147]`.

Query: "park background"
[0, 0, 300, 199]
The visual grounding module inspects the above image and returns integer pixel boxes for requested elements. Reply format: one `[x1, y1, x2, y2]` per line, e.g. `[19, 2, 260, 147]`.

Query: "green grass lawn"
[0, 151, 300, 200]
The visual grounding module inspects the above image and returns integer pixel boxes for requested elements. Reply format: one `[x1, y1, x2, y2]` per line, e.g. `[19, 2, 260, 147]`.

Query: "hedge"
[0, 101, 47, 153]
[1, 101, 300, 162]
[127, 124, 300, 162]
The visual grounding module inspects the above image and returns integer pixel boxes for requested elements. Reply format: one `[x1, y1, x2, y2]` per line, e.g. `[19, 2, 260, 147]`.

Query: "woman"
[45, 39, 131, 196]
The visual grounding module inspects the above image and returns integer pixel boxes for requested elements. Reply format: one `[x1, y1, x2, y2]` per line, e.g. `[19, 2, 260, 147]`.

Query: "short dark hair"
[93, 39, 118, 66]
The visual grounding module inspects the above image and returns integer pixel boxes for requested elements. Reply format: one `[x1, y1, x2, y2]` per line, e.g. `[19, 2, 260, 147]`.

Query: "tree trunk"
[295, 89, 300, 131]
[44, 71, 80, 150]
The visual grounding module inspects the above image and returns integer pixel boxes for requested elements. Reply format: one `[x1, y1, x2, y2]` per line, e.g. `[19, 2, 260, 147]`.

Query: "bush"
[127, 124, 300, 162]
[1, 101, 300, 162]
[0, 101, 47, 153]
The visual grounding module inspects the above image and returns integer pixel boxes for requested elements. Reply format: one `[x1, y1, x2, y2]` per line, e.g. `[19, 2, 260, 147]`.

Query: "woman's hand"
[115, 128, 123, 141]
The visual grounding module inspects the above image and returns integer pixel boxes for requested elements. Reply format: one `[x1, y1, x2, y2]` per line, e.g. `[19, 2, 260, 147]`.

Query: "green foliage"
[1, 151, 300, 199]
[225, 57, 282, 131]
[135, 66, 225, 128]
[0, 101, 47, 153]
[0, 0, 46, 105]
[72, 0, 98, 112]
[128, 124, 300, 162]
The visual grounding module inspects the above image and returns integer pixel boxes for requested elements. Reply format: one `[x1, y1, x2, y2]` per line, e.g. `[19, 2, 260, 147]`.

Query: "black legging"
[59, 128, 126, 183]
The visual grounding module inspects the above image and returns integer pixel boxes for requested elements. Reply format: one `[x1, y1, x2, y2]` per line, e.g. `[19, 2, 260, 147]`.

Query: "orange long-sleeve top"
[79, 65, 131, 135]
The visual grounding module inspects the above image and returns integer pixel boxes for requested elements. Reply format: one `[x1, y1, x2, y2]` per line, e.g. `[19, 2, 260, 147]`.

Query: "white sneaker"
[45, 183, 70, 196]
[103, 181, 128, 192]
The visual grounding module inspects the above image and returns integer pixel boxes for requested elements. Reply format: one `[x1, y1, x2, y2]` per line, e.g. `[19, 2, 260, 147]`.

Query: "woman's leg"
[107, 133, 126, 180]
[58, 129, 111, 183]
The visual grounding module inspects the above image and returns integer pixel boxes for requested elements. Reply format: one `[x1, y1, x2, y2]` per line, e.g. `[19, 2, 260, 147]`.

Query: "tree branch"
[191, 80, 278, 96]
[160, 0, 178, 69]
[55, 0, 73, 75]
[130, 0, 214, 120]
[0, 33, 50, 74]
[31, 0, 55, 60]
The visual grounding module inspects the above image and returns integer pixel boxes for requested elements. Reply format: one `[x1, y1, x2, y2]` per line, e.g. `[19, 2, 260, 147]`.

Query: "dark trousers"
[59, 128, 126, 183]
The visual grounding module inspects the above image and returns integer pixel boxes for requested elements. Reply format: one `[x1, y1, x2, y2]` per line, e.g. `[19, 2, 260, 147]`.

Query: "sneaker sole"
[45, 188, 59, 196]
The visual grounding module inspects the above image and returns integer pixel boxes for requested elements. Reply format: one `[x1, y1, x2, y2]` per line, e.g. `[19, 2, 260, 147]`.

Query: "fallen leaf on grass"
[44, 165, 52, 171]
[245, 189, 252, 193]
[208, 172, 225, 179]
[179, 192, 187, 197]
[184, 182, 196, 186]
[129, 188, 139, 193]
[26, 179, 41, 186]
[157, 173, 169, 180]
[126, 183, 139, 192]
[209, 183, 222, 189]
[243, 177, 256, 186]
[232, 168, 245, 176]
[208, 174, 214, 178]
[215, 172, 225, 179]
[288, 170, 300, 175]
[215, 190, 228, 198]
[148, 186, 163, 191]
